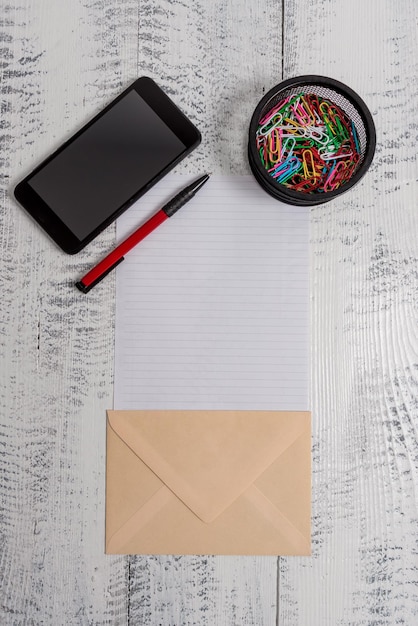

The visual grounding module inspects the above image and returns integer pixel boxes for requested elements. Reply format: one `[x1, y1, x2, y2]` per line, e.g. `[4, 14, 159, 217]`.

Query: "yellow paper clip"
[302, 149, 318, 179]
[267, 128, 282, 163]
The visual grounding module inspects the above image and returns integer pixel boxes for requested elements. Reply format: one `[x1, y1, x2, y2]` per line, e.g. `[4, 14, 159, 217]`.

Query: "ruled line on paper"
[114, 174, 310, 411]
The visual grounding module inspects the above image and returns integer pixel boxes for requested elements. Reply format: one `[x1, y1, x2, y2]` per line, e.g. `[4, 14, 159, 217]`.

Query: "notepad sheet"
[114, 175, 309, 411]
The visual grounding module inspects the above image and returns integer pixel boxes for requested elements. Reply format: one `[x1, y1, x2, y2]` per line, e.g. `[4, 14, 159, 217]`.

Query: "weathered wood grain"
[279, 0, 418, 624]
[0, 0, 140, 623]
[129, 556, 278, 626]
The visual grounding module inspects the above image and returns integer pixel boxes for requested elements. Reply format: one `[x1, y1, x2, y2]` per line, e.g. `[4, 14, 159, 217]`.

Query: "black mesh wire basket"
[248, 75, 376, 206]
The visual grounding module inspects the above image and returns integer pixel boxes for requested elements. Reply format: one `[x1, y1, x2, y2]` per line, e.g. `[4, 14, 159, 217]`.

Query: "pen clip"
[76, 256, 125, 294]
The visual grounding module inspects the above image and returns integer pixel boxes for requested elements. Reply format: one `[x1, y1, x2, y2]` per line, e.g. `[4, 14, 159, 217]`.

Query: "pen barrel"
[117, 209, 168, 255]
[79, 209, 168, 289]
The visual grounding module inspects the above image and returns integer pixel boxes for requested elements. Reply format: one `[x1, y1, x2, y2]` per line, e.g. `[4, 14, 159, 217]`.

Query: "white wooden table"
[1, 1, 417, 624]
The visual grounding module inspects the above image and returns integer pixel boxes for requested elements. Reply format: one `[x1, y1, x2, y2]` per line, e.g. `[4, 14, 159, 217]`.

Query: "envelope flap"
[107, 410, 309, 523]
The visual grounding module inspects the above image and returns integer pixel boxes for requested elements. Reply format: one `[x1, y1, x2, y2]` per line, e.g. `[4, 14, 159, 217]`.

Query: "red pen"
[76, 174, 210, 293]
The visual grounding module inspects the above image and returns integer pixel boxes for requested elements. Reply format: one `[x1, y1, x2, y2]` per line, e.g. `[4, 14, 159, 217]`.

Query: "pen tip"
[192, 173, 210, 191]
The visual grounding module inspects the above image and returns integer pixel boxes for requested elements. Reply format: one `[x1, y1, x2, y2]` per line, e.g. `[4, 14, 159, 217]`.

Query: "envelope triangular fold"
[107, 410, 308, 523]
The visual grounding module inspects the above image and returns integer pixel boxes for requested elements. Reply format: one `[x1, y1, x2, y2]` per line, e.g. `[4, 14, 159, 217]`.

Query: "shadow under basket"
[248, 75, 376, 207]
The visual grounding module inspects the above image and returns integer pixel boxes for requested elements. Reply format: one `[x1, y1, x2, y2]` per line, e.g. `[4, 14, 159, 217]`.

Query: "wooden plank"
[0, 0, 139, 623]
[128, 0, 283, 624]
[129, 556, 278, 626]
[280, 0, 418, 623]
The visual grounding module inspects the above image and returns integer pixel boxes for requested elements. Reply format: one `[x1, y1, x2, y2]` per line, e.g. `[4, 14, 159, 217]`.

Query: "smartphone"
[14, 77, 201, 254]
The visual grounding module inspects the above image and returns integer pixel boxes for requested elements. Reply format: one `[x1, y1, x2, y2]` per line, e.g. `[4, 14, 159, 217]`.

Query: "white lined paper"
[114, 175, 309, 410]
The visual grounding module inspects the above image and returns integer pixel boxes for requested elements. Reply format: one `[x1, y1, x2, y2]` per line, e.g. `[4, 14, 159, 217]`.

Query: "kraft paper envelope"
[106, 410, 311, 555]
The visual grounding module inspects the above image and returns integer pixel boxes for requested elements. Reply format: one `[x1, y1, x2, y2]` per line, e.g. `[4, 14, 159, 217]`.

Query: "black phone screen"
[27, 90, 186, 240]
[14, 77, 201, 253]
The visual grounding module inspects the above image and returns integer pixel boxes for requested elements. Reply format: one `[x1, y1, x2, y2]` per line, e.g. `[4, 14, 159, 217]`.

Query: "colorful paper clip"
[256, 92, 362, 194]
